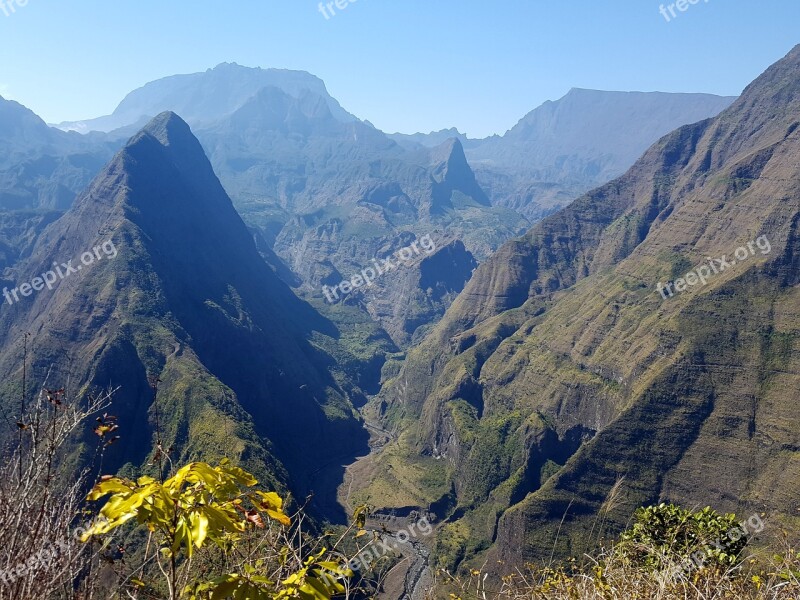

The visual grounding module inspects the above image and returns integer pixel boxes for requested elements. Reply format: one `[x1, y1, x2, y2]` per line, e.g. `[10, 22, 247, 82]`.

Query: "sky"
[0, 0, 797, 138]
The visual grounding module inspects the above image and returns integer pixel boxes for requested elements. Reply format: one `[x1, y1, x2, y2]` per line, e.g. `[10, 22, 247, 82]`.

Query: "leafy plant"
[81, 460, 350, 599]
[619, 503, 748, 571]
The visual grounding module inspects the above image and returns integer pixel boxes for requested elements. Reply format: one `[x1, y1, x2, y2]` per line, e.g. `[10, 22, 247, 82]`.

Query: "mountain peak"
[125, 111, 217, 190]
[211, 61, 245, 70]
[138, 111, 193, 145]
[737, 43, 800, 103]
[54, 64, 356, 133]
[430, 136, 467, 167]
[429, 137, 490, 207]
[0, 99, 367, 501]
[0, 95, 58, 150]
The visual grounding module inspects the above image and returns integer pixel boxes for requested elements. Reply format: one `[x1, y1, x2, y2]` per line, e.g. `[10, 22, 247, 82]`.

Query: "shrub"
[619, 503, 750, 572]
[81, 461, 352, 599]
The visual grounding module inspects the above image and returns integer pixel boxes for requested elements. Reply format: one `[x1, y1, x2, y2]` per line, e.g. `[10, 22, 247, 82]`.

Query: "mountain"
[470, 89, 736, 179]
[29, 69, 735, 354]
[196, 86, 525, 346]
[388, 128, 472, 149]
[38, 70, 736, 352]
[0, 112, 379, 518]
[333, 238, 479, 348]
[387, 90, 735, 221]
[0, 96, 118, 281]
[0, 94, 56, 152]
[1, 74, 524, 354]
[357, 46, 800, 573]
[55, 63, 357, 133]
[469, 89, 736, 220]
[0, 95, 116, 211]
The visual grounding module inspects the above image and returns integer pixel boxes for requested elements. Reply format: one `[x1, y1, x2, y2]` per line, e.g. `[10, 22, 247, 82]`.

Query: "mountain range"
[4, 62, 729, 348]
[392, 89, 736, 221]
[0, 53, 787, 582]
[55, 62, 357, 133]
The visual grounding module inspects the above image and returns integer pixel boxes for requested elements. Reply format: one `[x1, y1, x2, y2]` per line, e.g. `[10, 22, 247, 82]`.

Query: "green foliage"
[83, 459, 351, 600]
[83, 460, 291, 554]
[461, 411, 524, 503]
[619, 503, 748, 571]
[538, 459, 562, 485]
[183, 551, 350, 600]
[772, 548, 800, 585]
[668, 254, 694, 280]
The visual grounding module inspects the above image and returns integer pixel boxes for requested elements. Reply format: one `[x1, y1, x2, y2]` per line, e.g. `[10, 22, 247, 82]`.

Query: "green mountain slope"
[363, 44, 800, 571]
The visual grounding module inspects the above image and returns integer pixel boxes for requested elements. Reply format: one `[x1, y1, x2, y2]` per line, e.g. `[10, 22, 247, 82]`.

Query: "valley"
[0, 8, 797, 598]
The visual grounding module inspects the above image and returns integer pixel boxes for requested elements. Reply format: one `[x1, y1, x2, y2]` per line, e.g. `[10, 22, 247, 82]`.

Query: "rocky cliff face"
[367, 45, 800, 572]
[332, 239, 478, 348]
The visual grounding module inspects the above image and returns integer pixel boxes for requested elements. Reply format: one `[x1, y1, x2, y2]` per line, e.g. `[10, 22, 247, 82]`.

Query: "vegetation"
[441, 546, 800, 599]
[0, 386, 114, 600]
[0, 380, 797, 600]
[81, 460, 350, 600]
[618, 503, 751, 572]
[0, 385, 404, 600]
[441, 504, 800, 599]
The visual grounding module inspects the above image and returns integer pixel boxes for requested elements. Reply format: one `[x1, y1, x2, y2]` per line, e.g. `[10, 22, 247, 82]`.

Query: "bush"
[438, 503, 798, 599]
[619, 503, 750, 572]
[82, 461, 354, 599]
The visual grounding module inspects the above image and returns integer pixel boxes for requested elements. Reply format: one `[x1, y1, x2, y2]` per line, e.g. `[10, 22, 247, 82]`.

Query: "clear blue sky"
[1, 0, 797, 137]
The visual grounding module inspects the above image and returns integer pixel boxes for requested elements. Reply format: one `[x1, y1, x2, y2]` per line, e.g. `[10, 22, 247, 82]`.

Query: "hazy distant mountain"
[0, 95, 57, 152]
[364, 47, 800, 572]
[54, 63, 357, 133]
[0, 96, 118, 276]
[469, 88, 736, 178]
[388, 128, 471, 149]
[470, 89, 736, 219]
[0, 113, 377, 514]
[0, 95, 116, 211]
[391, 90, 736, 220]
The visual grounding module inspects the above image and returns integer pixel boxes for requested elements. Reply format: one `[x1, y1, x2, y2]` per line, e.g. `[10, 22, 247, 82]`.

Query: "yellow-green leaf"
[190, 512, 210, 548]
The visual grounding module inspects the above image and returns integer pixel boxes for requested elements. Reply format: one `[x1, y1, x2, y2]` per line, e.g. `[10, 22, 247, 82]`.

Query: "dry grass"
[437, 541, 800, 599]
